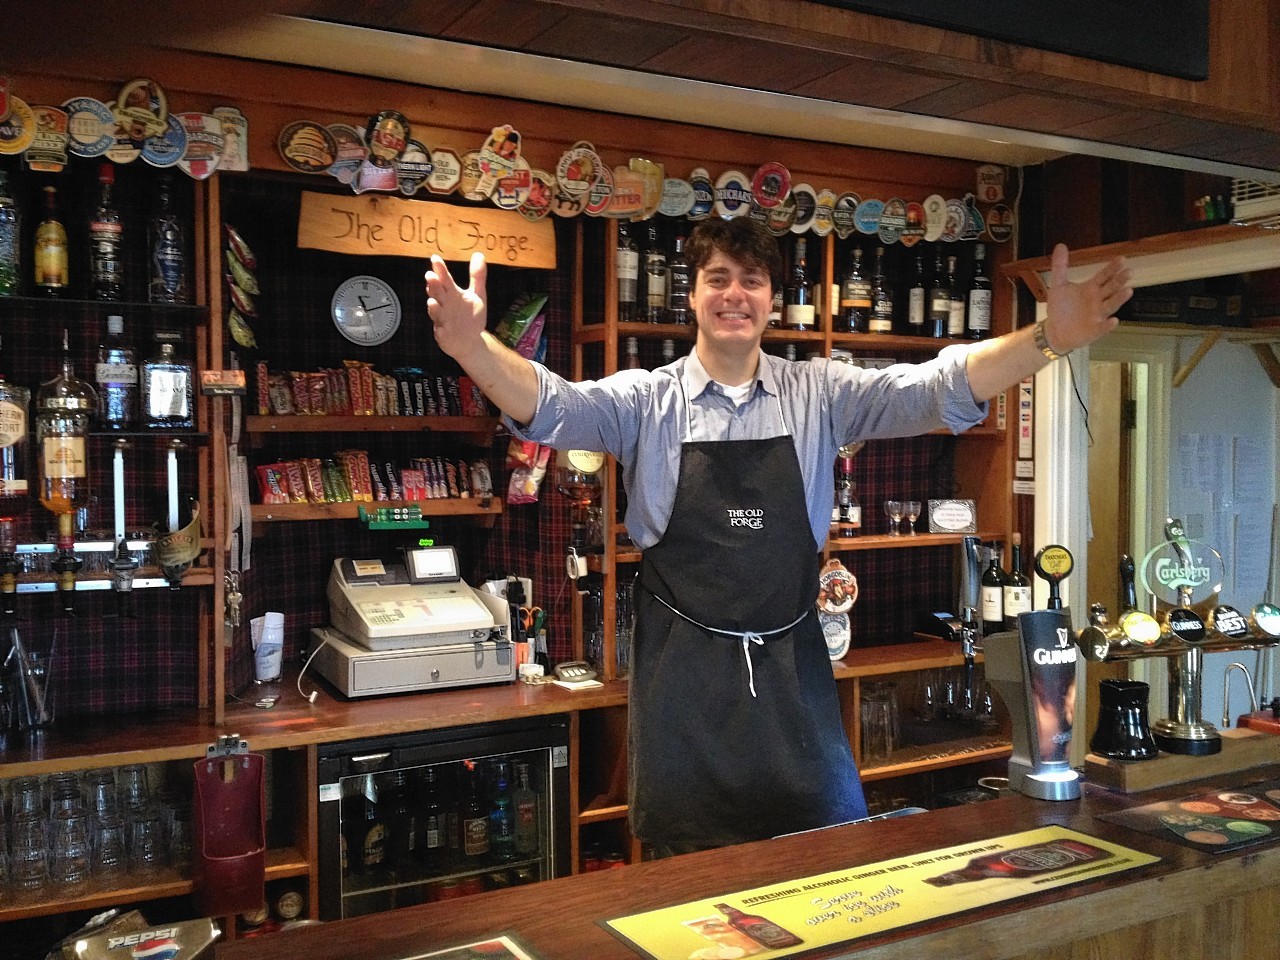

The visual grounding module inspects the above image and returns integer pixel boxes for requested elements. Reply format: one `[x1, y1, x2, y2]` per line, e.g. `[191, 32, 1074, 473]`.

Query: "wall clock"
[331, 275, 402, 346]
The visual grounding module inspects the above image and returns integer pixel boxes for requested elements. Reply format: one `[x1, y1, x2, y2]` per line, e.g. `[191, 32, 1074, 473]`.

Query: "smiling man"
[426, 217, 1131, 855]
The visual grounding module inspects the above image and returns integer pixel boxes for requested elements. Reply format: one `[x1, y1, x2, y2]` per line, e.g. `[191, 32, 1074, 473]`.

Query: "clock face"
[331, 275, 402, 346]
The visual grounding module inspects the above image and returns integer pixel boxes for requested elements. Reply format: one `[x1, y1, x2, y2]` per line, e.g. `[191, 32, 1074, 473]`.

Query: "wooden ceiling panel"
[436, 0, 570, 48]
[1055, 110, 1171, 142]
[298, 1, 480, 35]
[790, 58, 956, 109]
[895, 80, 1021, 118]
[954, 92, 1115, 134]
[518, 10, 688, 67]
[641, 34, 841, 92]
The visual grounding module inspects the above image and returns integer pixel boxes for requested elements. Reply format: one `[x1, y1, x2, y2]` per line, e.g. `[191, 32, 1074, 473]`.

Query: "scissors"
[519, 606, 545, 634]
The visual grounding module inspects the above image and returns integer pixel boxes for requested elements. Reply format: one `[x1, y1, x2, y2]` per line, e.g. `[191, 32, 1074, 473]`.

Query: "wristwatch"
[1033, 319, 1068, 361]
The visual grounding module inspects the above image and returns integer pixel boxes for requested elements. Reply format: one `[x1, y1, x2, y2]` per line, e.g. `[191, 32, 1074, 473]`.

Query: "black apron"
[630, 391, 867, 848]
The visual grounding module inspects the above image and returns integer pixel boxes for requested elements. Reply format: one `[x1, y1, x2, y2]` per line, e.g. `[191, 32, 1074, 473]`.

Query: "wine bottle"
[784, 237, 815, 331]
[966, 243, 992, 339]
[906, 252, 926, 336]
[0, 171, 18, 297]
[981, 541, 1006, 636]
[1002, 532, 1032, 629]
[869, 246, 894, 334]
[927, 251, 949, 339]
[616, 222, 639, 321]
[839, 246, 871, 333]
[643, 222, 667, 323]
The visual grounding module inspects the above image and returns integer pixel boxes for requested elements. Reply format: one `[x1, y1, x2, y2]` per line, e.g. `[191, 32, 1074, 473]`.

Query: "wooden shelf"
[860, 736, 1012, 782]
[574, 323, 698, 345]
[826, 531, 1002, 551]
[831, 638, 977, 679]
[251, 499, 501, 522]
[830, 332, 969, 351]
[578, 797, 630, 824]
[246, 415, 498, 435]
[0, 846, 307, 922]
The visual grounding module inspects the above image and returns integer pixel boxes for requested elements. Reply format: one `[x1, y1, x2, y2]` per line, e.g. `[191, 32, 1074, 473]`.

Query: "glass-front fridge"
[316, 714, 571, 919]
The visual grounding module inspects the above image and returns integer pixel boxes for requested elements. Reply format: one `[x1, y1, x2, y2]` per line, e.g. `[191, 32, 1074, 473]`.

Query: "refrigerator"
[316, 714, 572, 919]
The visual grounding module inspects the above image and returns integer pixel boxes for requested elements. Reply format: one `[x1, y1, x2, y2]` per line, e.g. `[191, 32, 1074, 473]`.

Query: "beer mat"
[397, 933, 543, 959]
[601, 826, 1158, 960]
[1097, 777, 1280, 853]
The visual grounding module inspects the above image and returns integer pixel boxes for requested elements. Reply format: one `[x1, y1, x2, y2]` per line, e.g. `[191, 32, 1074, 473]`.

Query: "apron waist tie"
[648, 593, 812, 698]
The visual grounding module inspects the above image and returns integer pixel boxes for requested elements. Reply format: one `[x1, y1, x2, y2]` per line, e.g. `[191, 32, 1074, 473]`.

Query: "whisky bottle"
[660, 338, 677, 367]
[784, 237, 815, 331]
[869, 246, 894, 334]
[714, 903, 804, 949]
[643, 222, 667, 324]
[840, 246, 871, 333]
[981, 542, 1006, 636]
[489, 761, 516, 861]
[836, 450, 860, 537]
[623, 336, 642, 370]
[666, 235, 691, 325]
[142, 340, 195, 429]
[906, 253, 926, 336]
[923, 839, 1113, 886]
[89, 162, 124, 301]
[512, 761, 540, 856]
[966, 243, 992, 339]
[36, 330, 96, 517]
[95, 315, 139, 429]
[616, 222, 639, 321]
[946, 255, 965, 338]
[0, 171, 18, 296]
[1002, 532, 1032, 629]
[34, 185, 68, 298]
[149, 173, 188, 304]
[462, 765, 490, 858]
[0, 337, 31, 500]
[419, 765, 447, 867]
[927, 251, 949, 339]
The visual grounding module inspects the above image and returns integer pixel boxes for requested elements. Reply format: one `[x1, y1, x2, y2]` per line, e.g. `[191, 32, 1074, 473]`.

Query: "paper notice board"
[604, 826, 1158, 960]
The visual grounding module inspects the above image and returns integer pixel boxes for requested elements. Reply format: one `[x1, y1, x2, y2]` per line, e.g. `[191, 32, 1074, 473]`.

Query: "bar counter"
[217, 766, 1280, 960]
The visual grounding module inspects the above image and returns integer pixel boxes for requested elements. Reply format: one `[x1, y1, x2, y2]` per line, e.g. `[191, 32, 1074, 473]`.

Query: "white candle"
[113, 447, 126, 541]
[168, 447, 179, 532]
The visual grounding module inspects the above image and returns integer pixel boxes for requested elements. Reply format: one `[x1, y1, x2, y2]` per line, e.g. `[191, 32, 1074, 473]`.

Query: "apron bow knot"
[741, 632, 764, 698]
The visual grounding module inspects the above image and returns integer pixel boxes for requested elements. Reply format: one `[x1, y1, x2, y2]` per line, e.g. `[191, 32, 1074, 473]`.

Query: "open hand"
[1044, 243, 1133, 354]
[425, 252, 488, 361]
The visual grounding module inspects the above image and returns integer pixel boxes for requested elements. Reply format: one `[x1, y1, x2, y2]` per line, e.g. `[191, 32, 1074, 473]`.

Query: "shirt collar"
[684, 345, 779, 400]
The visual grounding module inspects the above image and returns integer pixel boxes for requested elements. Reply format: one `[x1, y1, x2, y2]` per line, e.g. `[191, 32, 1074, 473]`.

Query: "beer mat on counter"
[1097, 778, 1280, 853]
[602, 826, 1158, 960]
[397, 933, 543, 960]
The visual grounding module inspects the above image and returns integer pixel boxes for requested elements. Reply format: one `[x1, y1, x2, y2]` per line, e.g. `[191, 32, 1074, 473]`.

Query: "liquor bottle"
[768, 286, 783, 328]
[489, 761, 516, 861]
[906, 252, 926, 336]
[89, 162, 124, 301]
[0, 171, 18, 296]
[714, 903, 804, 949]
[616, 221, 639, 321]
[356, 774, 388, 874]
[666, 235, 691, 325]
[0, 338, 31, 500]
[923, 839, 1113, 886]
[981, 541, 1006, 636]
[149, 173, 187, 304]
[784, 237, 815, 331]
[512, 761, 539, 856]
[623, 336, 641, 370]
[36, 330, 96, 517]
[660, 339, 676, 367]
[443, 764, 461, 854]
[643, 223, 667, 323]
[34, 185, 68, 298]
[419, 765, 447, 867]
[946, 255, 965, 338]
[384, 770, 417, 866]
[966, 243, 992, 339]
[869, 246, 894, 334]
[461, 764, 490, 857]
[839, 246, 871, 333]
[95, 315, 138, 429]
[836, 451, 860, 538]
[141, 340, 195, 429]
[927, 251, 949, 339]
[1002, 532, 1032, 629]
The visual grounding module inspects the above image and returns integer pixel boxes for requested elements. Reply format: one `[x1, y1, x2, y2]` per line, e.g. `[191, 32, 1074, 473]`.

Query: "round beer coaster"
[556, 140, 601, 197]
[812, 189, 837, 237]
[583, 164, 614, 217]
[61, 96, 115, 157]
[789, 182, 817, 233]
[142, 112, 187, 168]
[658, 177, 695, 218]
[0, 96, 35, 155]
[985, 203, 1015, 243]
[852, 197, 884, 236]
[112, 78, 168, 141]
[751, 161, 791, 208]
[941, 198, 968, 242]
[714, 169, 752, 219]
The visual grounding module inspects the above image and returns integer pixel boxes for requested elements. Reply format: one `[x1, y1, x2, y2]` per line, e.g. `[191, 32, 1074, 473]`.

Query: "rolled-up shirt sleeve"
[503, 361, 648, 463]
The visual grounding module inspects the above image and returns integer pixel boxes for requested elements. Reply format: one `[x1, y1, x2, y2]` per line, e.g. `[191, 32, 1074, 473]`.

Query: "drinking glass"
[86, 768, 119, 828]
[49, 810, 91, 888]
[905, 500, 921, 535]
[10, 817, 48, 891]
[48, 772, 84, 820]
[93, 815, 128, 878]
[860, 686, 896, 761]
[119, 764, 151, 820]
[129, 810, 163, 875]
[168, 807, 192, 871]
[884, 500, 904, 536]
[9, 776, 44, 823]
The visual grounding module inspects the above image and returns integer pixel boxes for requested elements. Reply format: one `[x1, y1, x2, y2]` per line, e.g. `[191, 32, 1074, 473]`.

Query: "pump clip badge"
[817, 559, 858, 616]
[474, 124, 522, 200]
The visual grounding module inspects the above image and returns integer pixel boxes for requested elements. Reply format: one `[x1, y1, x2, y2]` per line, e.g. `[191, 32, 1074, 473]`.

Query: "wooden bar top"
[217, 767, 1280, 960]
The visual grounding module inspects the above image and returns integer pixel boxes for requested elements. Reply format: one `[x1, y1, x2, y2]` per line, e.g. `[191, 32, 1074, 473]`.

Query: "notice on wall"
[297, 191, 557, 269]
[603, 826, 1158, 960]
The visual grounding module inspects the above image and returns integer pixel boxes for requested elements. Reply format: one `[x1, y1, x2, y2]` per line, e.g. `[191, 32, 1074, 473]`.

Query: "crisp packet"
[494, 291, 549, 348]
[507, 443, 551, 504]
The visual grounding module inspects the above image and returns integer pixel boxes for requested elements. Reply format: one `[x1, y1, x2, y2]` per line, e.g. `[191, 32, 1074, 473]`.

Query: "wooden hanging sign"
[297, 190, 556, 269]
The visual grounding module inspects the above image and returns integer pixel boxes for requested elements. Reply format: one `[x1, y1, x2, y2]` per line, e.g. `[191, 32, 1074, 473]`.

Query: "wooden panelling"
[641, 34, 847, 92]
[521, 10, 690, 66]
[791, 58, 956, 109]
[954, 92, 1117, 132]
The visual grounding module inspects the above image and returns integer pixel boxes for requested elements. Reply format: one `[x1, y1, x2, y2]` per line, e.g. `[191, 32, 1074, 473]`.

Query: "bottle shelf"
[89, 429, 209, 443]
[578, 797, 629, 824]
[246, 415, 498, 437]
[15, 568, 214, 592]
[827, 531, 1002, 552]
[0, 296, 207, 315]
[0, 846, 307, 922]
[859, 736, 1012, 782]
[829, 332, 971, 351]
[573, 322, 697, 345]
[251, 498, 501, 523]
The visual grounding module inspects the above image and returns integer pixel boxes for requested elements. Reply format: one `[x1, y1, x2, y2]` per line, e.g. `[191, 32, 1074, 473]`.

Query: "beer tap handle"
[1033, 545, 1074, 611]
[1120, 554, 1138, 613]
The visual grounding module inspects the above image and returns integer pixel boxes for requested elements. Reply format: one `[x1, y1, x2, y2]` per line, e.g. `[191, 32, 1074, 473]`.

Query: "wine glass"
[884, 500, 904, 536]
[905, 500, 921, 535]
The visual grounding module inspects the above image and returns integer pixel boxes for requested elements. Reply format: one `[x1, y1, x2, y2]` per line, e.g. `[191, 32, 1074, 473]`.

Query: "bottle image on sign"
[923, 838, 1113, 886]
[714, 903, 804, 949]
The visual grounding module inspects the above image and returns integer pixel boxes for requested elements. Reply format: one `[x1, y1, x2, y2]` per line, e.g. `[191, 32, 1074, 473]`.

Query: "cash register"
[309, 546, 514, 697]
